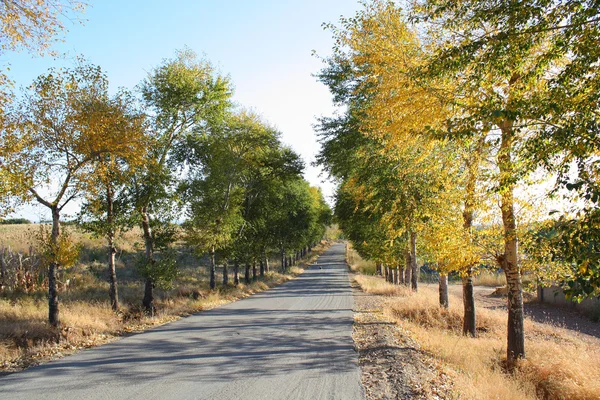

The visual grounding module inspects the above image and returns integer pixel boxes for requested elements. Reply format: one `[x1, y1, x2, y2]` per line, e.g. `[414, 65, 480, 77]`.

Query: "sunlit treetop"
[0, 0, 87, 55]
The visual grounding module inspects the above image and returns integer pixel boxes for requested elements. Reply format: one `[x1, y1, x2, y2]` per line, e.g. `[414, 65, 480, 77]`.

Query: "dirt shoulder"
[352, 281, 454, 400]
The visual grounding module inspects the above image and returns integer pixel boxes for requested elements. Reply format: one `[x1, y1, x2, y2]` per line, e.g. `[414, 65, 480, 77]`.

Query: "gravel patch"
[352, 283, 454, 399]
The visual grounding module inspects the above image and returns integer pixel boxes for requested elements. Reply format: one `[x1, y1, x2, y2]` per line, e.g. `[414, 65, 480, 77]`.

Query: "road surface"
[0, 243, 364, 400]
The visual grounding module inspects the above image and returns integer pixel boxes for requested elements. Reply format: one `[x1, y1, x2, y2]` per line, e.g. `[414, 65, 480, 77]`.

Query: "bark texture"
[462, 272, 476, 336]
[222, 261, 229, 286]
[499, 118, 525, 366]
[141, 207, 155, 314]
[439, 274, 449, 308]
[404, 251, 412, 287]
[233, 261, 240, 286]
[209, 246, 216, 290]
[410, 232, 418, 291]
[48, 206, 60, 327]
[106, 184, 119, 311]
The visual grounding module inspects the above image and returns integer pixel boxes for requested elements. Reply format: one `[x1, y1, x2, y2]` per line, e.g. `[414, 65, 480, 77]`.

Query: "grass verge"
[353, 275, 600, 400]
[346, 243, 377, 275]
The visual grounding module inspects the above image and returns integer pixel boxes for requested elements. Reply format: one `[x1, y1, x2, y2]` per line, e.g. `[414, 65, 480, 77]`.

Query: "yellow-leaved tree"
[0, 0, 87, 216]
[3, 63, 145, 327]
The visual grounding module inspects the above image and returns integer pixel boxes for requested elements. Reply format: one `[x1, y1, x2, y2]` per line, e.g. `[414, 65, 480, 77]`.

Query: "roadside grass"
[354, 275, 600, 400]
[472, 270, 506, 287]
[471, 270, 537, 293]
[346, 244, 377, 275]
[1, 223, 330, 372]
[354, 275, 412, 297]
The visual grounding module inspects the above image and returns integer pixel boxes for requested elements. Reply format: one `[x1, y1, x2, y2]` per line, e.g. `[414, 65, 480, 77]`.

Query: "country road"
[0, 243, 364, 400]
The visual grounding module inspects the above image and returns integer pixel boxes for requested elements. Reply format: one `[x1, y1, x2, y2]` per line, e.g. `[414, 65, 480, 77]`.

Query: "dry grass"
[355, 275, 600, 400]
[346, 244, 377, 275]
[354, 275, 412, 297]
[472, 270, 506, 287]
[0, 224, 142, 254]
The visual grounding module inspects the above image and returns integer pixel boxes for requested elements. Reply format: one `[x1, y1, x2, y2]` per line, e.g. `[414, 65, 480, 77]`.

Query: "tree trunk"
[404, 250, 412, 287]
[394, 268, 399, 285]
[107, 238, 118, 311]
[222, 261, 229, 286]
[462, 272, 476, 336]
[48, 206, 60, 327]
[233, 261, 240, 286]
[0, 247, 6, 289]
[280, 247, 285, 273]
[244, 263, 250, 284]
[410, 231, 418, 291]
[499, 121, 525, 366]
[504, 261, 524, 365]
[209, 246, 216, 290]
[264, 255, 270, 273]
[252, 262, 257, 281]
[143, 278, 154, 316]
[106, 183, 119, 311]
[399, 267, 405, 284]
[439, 274, 449, 308]
[462, 137, 481, 337]
[259, 259, 265, 277]
[141, 207, 155, 314]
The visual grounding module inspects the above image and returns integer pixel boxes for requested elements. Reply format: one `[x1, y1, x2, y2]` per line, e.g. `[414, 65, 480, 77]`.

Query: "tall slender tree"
[134, 49, 232, 312]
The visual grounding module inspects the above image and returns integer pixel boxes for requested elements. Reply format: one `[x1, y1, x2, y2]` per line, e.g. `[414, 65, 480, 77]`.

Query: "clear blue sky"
[8, 0, 361, 221]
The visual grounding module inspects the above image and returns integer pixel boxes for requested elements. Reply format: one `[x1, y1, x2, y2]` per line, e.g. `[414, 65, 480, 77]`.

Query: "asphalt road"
[0, 243, 364, 400]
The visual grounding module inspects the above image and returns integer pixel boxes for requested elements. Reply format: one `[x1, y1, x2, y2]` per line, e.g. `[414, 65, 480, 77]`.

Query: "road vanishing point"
[0, 243, 364, 400]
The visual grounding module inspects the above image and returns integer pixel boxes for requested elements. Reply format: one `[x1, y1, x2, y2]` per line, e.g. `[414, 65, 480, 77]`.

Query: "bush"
[0, 218, 32, 225]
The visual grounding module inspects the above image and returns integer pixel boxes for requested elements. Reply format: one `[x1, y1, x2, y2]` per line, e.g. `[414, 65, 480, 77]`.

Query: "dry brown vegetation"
[354, 275, 600, 400]
[0, 224, 330, 372]
[346, 243, 377, 275]
[471, 270, 506, 287]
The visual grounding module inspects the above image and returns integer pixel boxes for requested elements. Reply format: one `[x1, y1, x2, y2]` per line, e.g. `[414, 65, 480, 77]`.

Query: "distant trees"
[318, 0, 600, 369]
[179, 110, 331, 288]
[0, 218, 31, 224]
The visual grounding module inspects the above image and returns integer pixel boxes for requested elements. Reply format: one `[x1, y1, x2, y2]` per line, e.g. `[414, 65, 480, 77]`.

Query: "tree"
[3, 63, 137, 326]
[134, 49, 232, 312]
[0, 1, 87, 169]
[78, 89, 147, 310]
[179, 115, 247, 289]
[0, 0, 86, 56]
[412, 0, 572, 366]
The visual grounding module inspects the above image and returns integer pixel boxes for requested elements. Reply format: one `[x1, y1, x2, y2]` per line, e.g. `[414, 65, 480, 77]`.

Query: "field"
[0, 224, 329, 372]
[351, 265, 600, 399]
